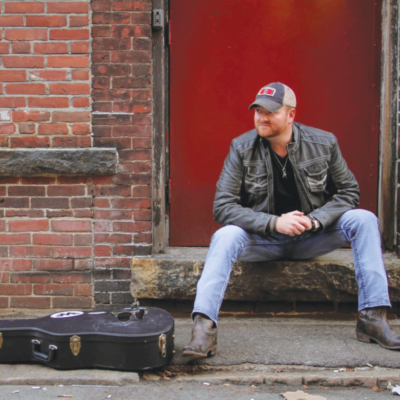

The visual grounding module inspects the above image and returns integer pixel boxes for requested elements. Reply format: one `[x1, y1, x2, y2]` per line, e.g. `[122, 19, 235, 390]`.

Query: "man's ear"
[289, 108, 296, 123]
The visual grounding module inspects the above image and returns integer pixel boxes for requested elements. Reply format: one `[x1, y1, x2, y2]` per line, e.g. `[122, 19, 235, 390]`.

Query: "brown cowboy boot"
[182, 314, 218, 358]
[356, 307, 400, 350]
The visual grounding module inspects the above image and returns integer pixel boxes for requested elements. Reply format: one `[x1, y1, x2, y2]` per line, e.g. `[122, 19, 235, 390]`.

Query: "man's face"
[254, 105, 295, 139]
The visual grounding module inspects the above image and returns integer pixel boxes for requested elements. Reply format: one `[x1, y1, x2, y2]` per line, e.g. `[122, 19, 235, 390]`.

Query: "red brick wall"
[0, 0, 152, 309]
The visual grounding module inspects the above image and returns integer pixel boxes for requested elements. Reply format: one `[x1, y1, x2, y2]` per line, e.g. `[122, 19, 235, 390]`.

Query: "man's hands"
[275, 211, 312, 236]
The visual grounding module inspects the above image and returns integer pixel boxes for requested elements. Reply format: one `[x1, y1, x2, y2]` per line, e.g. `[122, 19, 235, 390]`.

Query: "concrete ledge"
[131, 248, 400, 302]
[0, 148, 118, 175]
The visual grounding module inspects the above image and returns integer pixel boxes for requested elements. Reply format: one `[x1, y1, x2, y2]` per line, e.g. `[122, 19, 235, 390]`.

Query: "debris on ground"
[142, 372, 161, 381]
[392, 385, 400, 395]
[371, 386, 381, 392]
[333, 368, 355, 373]
[387, 382, 394, 390]
[280, 390, 326, 400]
[11, 391, 19, 394]
[203, 382, 211, 386]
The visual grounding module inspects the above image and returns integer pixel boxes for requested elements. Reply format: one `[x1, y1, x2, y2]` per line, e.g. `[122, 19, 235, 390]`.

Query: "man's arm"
[213, 140, 274, 235]
[308, 137, 360, 229]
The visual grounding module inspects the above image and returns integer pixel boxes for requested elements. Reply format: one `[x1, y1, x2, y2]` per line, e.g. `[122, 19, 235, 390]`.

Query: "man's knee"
[211, 225, 247, 245]
[343, 209, 379, 230]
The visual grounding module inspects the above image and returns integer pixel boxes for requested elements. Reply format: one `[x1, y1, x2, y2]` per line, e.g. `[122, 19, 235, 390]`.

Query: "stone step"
[131, 248, 400, 303]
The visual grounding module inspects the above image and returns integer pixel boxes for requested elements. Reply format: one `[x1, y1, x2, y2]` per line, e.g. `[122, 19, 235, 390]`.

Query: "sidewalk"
[1, 316, 400, 387]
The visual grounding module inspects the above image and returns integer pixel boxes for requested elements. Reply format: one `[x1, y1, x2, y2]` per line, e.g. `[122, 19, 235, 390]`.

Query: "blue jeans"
[193, 209, 391, 324]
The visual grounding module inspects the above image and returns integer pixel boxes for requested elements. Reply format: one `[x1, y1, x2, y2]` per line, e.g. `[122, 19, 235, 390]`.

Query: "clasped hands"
[276, 211, 312, 236]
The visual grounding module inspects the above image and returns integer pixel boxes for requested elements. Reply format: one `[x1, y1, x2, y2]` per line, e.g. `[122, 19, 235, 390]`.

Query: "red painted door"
[170, 0, 381, 246]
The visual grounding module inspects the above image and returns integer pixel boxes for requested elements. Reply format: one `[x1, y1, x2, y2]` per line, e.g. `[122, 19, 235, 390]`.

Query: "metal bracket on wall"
[153, 9, 164, 30]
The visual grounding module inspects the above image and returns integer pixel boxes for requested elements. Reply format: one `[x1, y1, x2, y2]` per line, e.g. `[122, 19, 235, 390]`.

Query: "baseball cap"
[249, 82, 296, 112]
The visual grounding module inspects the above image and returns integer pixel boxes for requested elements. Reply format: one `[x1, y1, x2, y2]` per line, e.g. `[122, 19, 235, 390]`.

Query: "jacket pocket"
[244, 163, 268, 193]
[303, 162, 329, 193]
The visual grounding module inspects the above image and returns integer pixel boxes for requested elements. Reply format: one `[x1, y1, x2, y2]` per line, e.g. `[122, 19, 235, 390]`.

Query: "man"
[182, 82, 400, 359]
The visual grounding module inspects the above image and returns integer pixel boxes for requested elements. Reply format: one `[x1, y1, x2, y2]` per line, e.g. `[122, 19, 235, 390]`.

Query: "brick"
[53, 247, 92, 258]
[71, 197, 92, 208]
[93, 77, 110, 89]
[94, 257, 131, 269]
[0, 298, 9, 308]
[95, 280, 130, 292]
[92, 89, 130, 102]
[92, 114, 130, 125]
[95, 292, 110, 304]
[10, 246, 51, 258]
[70, 15, 89, 27]
[117, 149, 151, 162]
[34, 259, 73, 271]
[0, 97, 26, 108]
[34, 43, 68, 54]
[52, 220, 91, 232]
[114, 245, 151, 256]
[92, 64, 131, 76]
[74, 234, 92, 246]
[92, 52, 110, 64]
[38, 124, 69, 135]
[9, 219, 49, 232]
[58, 176, 91, 184]
[93, 210, 133, 221]
[47, 2, 89, 13]
[132, 185, 151, 197]
[6, 83, 46, 95]
[93, 137, 131, 149]
[92, 0, 112, 11]
[114, 221, 150, 232]
[0, 198, 30, 208]
[93, 198, 110, 207]
[112, 198, 151, 209]
[21, 177, 55, 185]
[71, 70, 89, 80]
[92, 38, 131, 50]
[111, 173, 151, 186]
[5, 30, 47, 42]
[19, 123, 36, 134]
[92, 26, 110, 37]
[0, 16, 25, 27]
[53, 296, 92, 309]
[34, 284, 73, 296]
[71, 124, 91, 135]
[0, 220, 5, 231]
[50, 29, 89, 40]
[113, 101, 151, 113]
[94, 245, 111, 256]
[129, 162, 151, 174]
[112, 292, 134, 304]
[10, 297, 50, 308]
[71, 42, 89, 54]
[50, 83, 90, 95]
[134, 232, 151, 243]
[92, 12, 130, 25]
[93, 185, 131, 197]
[93, 221, 112, 232]
[111, 24, 151, 37]
[29, 97, 70, 108]
[10, 136, 50, 148]
[112, 0, 152, 11]
[0, 137, 8, 147]
[48, 56, 89, 68]
[13, 111, 50, 122]
[31, 198, 69, 209]
[12, 42, 31, 54]
[11, 272, 50, 284]
[113, 77, 151, 89]
[33, 234, 73, 246]
[74, 284, 92, 296]
[92, 103, 112, 113]
[74, 259, 92, 270]
[0, 42, 10, 54]
[95, 233, 132, 244]
[6, 209, 44, 218]
[47, 211, 73, 218]
[0, 233, 30, 244]
[111, 50, 151, 63]
[0, 259, 31, 271]
[92, 126, 112, 137]
[0, 124, 16, 134]
[132, 38, 151, 50]
[0, 272, 9, 283]
[113, 269, 131, 279]
[4, 2, 45, 13]
[28, 70, 68, 81]
[52, 137, 91, 148]
[52, 111, 90, 122]
[27, 16, 67, 27]
[53, 272, 91, 284]
[48, 185, 85, 196]
[72, 97, 90, 108]
[0, 284, 31, 295]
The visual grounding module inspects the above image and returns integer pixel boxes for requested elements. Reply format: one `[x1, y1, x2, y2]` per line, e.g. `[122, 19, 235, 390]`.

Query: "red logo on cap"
[258, 88, 276, 96]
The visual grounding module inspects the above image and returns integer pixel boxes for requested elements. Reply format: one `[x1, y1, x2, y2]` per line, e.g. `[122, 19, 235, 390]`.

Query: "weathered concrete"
[131, 248, 400, 302]
[0, 148, 118, 175]
[0, 364, 139, 385]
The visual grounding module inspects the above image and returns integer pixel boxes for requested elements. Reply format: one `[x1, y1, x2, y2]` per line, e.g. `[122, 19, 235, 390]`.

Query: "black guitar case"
[0, 306, 174, 371]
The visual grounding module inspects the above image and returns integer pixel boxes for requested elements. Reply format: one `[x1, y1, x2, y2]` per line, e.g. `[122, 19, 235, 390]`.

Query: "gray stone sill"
[0, 148, 118, 175]
[131, 248, 400, 302]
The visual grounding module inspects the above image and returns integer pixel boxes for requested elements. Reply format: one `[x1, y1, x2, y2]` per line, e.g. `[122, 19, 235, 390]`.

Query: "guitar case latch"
[70, 335, 81, 356]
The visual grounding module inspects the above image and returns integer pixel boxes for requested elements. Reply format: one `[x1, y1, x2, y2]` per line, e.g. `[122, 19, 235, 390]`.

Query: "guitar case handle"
[31, 339, 58, 362]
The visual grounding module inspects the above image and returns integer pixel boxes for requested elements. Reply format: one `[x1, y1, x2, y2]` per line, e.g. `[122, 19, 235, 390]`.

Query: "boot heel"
[356, 331, 371, 343]
[207, 345, 218, 357]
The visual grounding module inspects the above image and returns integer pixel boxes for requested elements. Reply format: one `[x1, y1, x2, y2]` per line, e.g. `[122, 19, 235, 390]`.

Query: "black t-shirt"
[269, 146, 302, 216]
